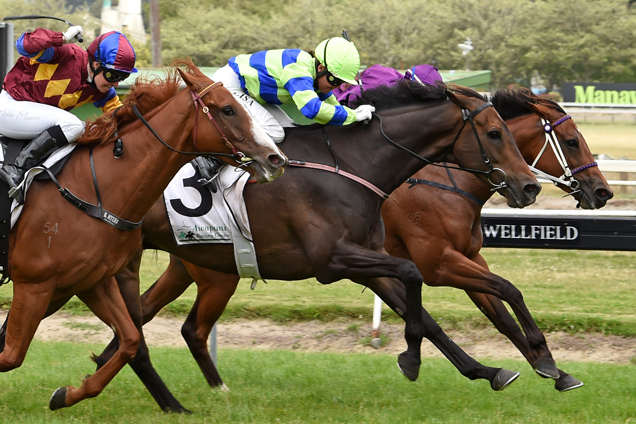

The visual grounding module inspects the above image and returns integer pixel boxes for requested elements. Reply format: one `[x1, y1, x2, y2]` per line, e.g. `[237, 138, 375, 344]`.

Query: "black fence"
[481, 210, 636, 251]
[1, 22, 14, 83]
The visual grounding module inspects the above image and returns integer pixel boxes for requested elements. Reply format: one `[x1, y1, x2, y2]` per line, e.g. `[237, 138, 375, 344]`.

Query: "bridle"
[376, 98, 508, 191]
[133, 81, 251, 164]
[527, 114, 598, 196]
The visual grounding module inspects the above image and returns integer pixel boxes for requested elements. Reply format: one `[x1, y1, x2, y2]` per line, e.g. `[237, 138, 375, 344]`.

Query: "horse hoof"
[555, 375, 584, 392]
[370, 338, 382, 349]
[534, 359, 560, 380]
[397, 352, 420, 381]
[49, 386, 68, 410]
[218, 383, 230, 392]
[490, 369, 520, 391]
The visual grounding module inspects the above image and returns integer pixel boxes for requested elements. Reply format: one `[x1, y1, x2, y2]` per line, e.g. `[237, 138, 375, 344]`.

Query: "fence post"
[371, 294, 383, 348]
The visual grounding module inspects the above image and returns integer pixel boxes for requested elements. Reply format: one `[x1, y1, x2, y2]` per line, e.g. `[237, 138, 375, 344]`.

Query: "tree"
[3, 0, 635, 91]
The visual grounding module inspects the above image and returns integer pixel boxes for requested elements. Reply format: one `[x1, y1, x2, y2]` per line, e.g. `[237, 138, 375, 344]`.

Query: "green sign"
[561, 83, 636, 104]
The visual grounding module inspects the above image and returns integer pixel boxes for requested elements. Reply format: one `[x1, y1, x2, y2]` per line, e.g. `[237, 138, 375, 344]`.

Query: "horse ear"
[177, 68, 195, 89]
[445, 88, 461, 107]
[524, 100, 549, 119]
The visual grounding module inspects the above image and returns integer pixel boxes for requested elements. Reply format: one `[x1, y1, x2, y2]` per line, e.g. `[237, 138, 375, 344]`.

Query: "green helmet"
[315, 37, 360, 85]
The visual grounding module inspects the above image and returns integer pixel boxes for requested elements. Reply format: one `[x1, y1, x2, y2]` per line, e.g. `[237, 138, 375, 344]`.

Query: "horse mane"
[490, 88, 566, 121]
[356, 80, 485, 111]
[79, 58, 203, 145]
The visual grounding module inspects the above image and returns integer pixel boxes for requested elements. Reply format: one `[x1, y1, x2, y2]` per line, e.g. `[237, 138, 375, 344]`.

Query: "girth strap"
[42, 147, 142, 231]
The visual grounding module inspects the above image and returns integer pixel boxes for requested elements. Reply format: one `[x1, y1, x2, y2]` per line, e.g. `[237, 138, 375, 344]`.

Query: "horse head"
[178, 64, 287, 184]
[521, 95, 612, 209]
[444, 86, 541, 208]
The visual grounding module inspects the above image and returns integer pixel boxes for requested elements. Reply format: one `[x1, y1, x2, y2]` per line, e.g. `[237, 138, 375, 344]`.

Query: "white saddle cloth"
[164, 163, 262, 280]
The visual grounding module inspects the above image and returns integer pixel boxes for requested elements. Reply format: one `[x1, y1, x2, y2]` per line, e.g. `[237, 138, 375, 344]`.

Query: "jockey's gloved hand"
[63, 26, 84, 43]
[354, 105, 375, 122]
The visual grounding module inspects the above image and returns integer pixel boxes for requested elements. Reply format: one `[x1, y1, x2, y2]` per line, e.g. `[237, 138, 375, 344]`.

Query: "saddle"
[0, 136, 70, 284]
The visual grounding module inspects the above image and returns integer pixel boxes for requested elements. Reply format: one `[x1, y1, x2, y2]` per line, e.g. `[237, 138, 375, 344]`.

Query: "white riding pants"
[211, 65, 295, 143]
[0, 90, 85, 141]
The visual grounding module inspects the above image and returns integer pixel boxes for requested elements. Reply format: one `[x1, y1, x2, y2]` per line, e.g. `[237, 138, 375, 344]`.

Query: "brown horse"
[0, 59, 286, 410]
[381, 89, 612, 391]
[84, 81, 544, 411]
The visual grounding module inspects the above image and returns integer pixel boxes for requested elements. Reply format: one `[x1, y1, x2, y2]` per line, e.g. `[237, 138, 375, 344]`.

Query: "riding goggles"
[103, 68, 130, 83]
[327, 73, 346, 87]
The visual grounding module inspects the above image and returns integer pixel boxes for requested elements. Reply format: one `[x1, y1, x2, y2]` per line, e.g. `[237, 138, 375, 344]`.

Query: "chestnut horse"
[0, 59, 286, 410]
[85, 81, 544, 411]
[381, 89, 612, 392]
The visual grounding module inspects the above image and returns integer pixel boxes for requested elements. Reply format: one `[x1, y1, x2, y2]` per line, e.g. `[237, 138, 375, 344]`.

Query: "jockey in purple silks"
[332, 63, 443, 106]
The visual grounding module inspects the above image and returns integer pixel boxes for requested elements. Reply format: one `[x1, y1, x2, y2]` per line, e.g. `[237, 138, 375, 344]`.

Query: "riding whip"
[3, 15, 83, 43]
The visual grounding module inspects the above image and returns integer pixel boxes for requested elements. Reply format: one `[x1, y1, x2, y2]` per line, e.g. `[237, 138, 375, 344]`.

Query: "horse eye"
[222, 106, 235, 116]
[487, 130, 502, 140]
[566, 138, 579, 148]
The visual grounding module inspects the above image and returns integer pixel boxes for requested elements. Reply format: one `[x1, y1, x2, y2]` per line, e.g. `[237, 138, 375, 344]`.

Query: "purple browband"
[553, 115, 572, 127]
[543, 115, 572, 133]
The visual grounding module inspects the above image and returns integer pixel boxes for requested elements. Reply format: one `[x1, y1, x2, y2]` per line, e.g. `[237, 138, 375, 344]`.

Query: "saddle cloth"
[8, 143, 77, 228]
[164, 163, 262, 280]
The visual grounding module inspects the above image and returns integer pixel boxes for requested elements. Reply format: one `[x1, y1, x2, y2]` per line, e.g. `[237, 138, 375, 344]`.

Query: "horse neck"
[333, 103, 463, 196]
[94, 90, 198, 221]
[419, 113, 548, 205]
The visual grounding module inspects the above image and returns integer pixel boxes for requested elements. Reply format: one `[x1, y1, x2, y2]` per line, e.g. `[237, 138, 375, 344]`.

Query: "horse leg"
[180, 261, 240, 389]
[95, 249, 191, 413]
[465, 291, 583, 392]
[428, 249, 558, 379]
[360, 276, 519, 391]
[49, 276, 140, 410]
[0, 295, 73, 353]
[140, 254, 199, 325]
[323, 239, 424, 382]
[0, 282, 54, 372]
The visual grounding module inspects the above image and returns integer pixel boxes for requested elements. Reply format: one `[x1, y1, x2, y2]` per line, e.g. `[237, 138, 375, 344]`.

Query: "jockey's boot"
[192, 156, 225, 193]
[0, 125, 68, 203]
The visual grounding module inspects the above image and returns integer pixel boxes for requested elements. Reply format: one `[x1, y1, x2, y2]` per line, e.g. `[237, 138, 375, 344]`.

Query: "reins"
[405, 163, 486, 206]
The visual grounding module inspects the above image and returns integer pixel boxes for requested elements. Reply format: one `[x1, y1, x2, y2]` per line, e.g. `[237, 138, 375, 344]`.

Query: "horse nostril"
[268, 154, 286, 167]
[596, 188, 613, 201]
[525, 183, 542, 195]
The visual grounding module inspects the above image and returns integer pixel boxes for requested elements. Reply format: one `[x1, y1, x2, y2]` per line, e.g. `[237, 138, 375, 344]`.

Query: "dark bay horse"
[129, 90, 609, 396]
[0, 59, 286, 410]
[92, 82, 543, 411]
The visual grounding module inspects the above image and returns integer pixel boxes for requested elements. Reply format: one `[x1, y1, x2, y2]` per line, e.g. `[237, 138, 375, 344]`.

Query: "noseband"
[528, 114, 598, 195]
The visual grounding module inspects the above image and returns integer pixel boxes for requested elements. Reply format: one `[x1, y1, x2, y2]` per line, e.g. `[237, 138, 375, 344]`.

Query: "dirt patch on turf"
[4, 195, 635, 365]
[10, 312, 636, 366]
